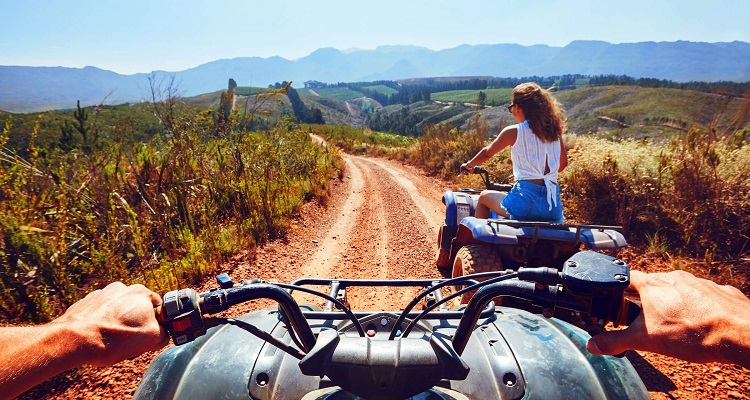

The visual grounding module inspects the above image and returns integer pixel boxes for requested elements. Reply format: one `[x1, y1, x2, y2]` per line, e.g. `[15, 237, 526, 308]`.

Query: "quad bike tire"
[451, 244, 503, 305]
[436, 226, 452, 268]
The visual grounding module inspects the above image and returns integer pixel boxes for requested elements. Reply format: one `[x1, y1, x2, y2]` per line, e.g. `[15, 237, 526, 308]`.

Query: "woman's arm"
[0, 282, 169, 399]
[461, 126, 517, 172]
[558, 136, 568, 172]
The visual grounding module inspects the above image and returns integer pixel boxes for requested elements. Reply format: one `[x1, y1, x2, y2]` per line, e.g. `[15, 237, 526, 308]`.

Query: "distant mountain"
[2, 40, 749, 113]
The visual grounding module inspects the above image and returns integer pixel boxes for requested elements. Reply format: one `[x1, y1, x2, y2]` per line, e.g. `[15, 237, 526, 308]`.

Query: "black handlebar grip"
[159, 289, 206, 345]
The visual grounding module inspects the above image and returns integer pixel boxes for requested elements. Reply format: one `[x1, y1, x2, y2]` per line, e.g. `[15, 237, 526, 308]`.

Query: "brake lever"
[616, 289, 642, 328]
[582, 290, 641, 358]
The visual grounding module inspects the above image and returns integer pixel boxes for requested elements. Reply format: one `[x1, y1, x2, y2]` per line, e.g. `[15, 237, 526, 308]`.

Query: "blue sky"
[2, 0, 748, 75]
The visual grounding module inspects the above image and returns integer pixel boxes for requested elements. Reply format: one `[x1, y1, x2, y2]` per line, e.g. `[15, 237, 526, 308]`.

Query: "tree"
[58, 100, 98, 153]
[148, 73, 182, 135]
[59, 121, 76, 151]
[215, 78, 236, 135]
[478, 91, 487, 109]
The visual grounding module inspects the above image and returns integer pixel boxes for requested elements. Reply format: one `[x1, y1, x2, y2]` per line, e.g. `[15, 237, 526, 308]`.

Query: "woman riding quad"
[461, 82, 568, 223]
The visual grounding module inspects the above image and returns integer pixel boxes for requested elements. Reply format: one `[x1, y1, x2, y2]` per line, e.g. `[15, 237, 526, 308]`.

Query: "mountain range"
[2, 40, 749, 113]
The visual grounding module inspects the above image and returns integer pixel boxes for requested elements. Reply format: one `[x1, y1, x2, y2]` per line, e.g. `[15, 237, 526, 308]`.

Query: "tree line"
[304, 74, 750, 106]
[269, 81, 325, 124]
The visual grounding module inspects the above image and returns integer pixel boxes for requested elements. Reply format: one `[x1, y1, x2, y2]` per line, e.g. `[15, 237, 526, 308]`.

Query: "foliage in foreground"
[0, 111, 341, 322]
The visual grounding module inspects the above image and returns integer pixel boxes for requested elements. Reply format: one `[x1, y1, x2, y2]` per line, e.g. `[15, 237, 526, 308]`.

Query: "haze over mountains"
[2, 40, 749, 113]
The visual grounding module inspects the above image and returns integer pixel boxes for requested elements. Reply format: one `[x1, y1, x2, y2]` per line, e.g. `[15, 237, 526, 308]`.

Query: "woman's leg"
[475, 190, 509, 219]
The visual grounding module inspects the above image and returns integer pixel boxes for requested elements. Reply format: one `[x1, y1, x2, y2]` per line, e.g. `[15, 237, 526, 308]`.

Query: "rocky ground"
[21, 152, 749, 399]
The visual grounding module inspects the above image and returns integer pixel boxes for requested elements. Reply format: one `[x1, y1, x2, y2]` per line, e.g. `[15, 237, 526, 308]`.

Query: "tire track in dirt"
[297, 156, 366, 279]
[356, 156, 445, 234]
[295, 154, 445, 310]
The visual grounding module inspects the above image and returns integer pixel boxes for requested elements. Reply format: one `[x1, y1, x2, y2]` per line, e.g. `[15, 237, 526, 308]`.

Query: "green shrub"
[0, 110, 340, 322]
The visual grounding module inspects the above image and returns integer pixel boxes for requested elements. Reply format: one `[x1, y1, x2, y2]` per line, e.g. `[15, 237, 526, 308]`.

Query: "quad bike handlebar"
[154, 251, 641, 399]
[458, 165, 513, 192]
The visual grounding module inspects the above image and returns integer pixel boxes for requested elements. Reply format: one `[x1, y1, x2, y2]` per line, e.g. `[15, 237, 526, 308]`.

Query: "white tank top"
[510, 120, 561, 211]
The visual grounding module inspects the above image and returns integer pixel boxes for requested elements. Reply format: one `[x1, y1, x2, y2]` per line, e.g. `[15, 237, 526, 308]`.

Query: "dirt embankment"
[22, 151, 749, 399]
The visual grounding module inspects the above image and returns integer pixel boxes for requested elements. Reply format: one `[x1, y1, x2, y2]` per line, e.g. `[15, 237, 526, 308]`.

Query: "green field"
[363, 85, 399, 96]
[431, 88, 513, 105]
[300, 87, 364, 101]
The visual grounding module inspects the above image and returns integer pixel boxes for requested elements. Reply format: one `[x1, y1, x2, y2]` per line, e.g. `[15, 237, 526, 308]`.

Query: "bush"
[0, 111, 340, 322]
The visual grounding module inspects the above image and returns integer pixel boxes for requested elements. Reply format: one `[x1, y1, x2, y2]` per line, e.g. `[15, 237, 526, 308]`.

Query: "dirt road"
[290, 155, 448, 309]
[23, 151, 749, 399]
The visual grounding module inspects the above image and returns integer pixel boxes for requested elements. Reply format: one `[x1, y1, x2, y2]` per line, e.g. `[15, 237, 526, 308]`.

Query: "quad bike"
[437, 167, 628, 303]
[134, 251, 647, 399]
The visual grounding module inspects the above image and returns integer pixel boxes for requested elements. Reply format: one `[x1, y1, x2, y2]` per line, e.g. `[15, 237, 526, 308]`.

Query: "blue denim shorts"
[501, 181, 564, 223]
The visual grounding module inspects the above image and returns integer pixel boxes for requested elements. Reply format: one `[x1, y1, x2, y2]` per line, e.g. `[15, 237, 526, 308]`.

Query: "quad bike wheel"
[436, 226, 452, 269]
[451, 244, 503, 305]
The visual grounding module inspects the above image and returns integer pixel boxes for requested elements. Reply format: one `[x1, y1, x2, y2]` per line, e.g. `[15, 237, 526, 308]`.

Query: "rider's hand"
[587, 270, 750, 368]
[460, 163, 471, 174]
[0, 282, 170, 399]
[55, 282, 170, 366]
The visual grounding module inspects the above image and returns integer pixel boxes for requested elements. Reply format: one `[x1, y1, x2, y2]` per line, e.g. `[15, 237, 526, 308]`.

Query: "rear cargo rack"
[486, 219, 623, 242]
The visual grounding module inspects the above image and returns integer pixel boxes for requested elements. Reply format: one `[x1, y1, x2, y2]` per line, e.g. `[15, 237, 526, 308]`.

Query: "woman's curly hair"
[512, 82, 567, 142]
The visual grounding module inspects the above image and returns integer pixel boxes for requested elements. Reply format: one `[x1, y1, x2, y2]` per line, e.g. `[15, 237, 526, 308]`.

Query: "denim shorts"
[501, 181, 564, 223]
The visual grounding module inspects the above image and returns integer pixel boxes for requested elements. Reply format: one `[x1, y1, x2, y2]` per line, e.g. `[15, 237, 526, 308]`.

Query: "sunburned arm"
[587, 270, 750, 369]
[462, 126, 517, 171]
[558, 136, 568, 172]
[0, 282, 169, 399]
[0, 322, 91, 399]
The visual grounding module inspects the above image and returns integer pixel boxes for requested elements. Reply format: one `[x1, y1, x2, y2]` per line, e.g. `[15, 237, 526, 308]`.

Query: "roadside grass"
[0, 108, 341, 322]
[562, 128, 750, 261]
[304, 124, 415, 159]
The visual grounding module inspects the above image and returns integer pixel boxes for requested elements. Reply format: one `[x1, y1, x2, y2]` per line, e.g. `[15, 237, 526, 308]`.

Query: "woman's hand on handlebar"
[459, 163, 472, 175]
[587, 270, 750, 368]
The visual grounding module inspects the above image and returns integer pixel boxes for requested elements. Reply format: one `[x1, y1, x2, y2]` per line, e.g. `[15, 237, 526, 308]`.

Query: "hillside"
[4, 83, 747, 155]
[2, 40, 749, 113]
[365, 85, 750, 140]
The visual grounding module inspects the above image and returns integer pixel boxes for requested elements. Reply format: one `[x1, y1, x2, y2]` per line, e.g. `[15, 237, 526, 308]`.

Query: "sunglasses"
[507, 103, 515, 112]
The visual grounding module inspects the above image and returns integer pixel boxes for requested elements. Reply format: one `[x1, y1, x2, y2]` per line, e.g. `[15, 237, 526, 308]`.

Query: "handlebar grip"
[159, 289, 206, 345]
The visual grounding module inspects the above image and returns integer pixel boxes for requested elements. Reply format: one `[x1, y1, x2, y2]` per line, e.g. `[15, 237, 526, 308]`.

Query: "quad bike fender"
[454, 217, 522, 247]
[136, 302, 648, 399]
[455, 217, 627, 250]
[442, 191, 476, 227]
[479, 307, 649, 400]
[134, 306, 324, 400]
[579, 228, 628, 249]
[134, 311, 272, 399]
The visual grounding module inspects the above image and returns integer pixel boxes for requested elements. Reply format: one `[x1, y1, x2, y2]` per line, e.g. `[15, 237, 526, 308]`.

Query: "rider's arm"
[0, 282, 169, 399]
[558, 136, 568, 172]
[587, 270, 750, 369]
[461, 126, 517, 172]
